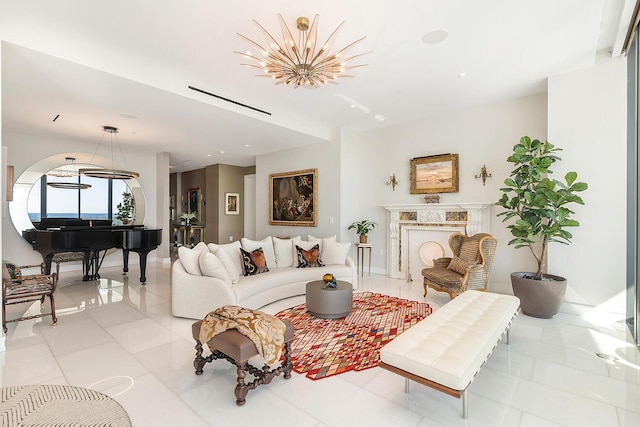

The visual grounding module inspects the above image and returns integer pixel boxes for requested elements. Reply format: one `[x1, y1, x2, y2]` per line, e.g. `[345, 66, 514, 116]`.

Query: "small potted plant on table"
[348, 220, 377, 244]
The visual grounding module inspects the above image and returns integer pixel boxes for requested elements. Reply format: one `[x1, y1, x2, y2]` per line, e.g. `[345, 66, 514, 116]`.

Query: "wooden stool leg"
[194, 340, 206, 375]
[235, 362, 249, 406]
[283, 342, 293, 379]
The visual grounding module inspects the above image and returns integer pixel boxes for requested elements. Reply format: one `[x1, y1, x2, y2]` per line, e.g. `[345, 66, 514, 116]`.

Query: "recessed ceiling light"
[422, 29, 448, 44]
[245, 144, 251, 147]
[207, 154, 212, 157]
[374, 114, 386, 122]
[458, 71, 468, 78]
[219, 150, 225, 154]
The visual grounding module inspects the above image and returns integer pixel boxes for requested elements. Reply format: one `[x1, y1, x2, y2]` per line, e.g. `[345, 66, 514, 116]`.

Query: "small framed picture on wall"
[225, 193, 240, 215]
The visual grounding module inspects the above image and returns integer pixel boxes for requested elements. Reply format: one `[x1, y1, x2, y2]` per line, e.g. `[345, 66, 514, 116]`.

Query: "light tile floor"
[1, 263, 639, 427]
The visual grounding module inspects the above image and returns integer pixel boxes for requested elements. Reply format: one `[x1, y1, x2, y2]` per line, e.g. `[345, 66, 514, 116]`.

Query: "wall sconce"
[386, 172, 398, 191]
[474, 164, 492, 186]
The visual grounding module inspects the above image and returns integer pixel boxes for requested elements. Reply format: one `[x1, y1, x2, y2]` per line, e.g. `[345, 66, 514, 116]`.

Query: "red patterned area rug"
[275, 291, 431, 380]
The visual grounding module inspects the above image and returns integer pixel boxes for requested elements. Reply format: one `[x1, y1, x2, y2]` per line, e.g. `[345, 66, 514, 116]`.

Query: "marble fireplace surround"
[383, 203, 492, 280]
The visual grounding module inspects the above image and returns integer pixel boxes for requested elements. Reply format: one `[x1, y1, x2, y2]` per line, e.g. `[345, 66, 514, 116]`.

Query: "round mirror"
[9, 153, 146, 240]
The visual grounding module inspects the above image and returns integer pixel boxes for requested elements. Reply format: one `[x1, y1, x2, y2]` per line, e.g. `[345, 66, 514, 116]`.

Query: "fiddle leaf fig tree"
[496, 136, 588, 279]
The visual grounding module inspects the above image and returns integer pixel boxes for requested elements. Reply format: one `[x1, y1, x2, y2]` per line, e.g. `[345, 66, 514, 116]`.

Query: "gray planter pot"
[510, 272, 567, 319]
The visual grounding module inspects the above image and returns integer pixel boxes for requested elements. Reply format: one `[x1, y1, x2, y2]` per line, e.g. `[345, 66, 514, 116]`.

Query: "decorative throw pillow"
[296, 244, 324, 268]
[292, 237, 318, 262]
[212, 247, 240, 284]
[321, 240, 351, 265]
[3, 261, 21, 281]
[447, 256, 475, 275]
[192, 241, 208, 253]
[241, 237, 276, 269]
[208, 241, 243, 278]
[178, 246, 205, 276]
[273, 236, 295, 268]
[198, 250, 232, 285]
[307, 234, 336, 253]
[240, 247, 269, 276]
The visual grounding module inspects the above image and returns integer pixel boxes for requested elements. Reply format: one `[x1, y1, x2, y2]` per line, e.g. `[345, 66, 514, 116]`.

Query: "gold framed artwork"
[410, 153, 459, 194]
[187, 188, 201, 221]
[225, 192, 239, 215]
[269, 168, 317, 226]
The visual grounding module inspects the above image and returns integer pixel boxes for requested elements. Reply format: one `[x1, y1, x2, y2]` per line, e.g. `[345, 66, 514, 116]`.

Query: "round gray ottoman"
[305, 280, 353, 319]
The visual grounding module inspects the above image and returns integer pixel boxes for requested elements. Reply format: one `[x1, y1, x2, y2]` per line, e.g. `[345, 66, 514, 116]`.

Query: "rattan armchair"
[2, 261, 58, 333]
[421, 233, 497, 299]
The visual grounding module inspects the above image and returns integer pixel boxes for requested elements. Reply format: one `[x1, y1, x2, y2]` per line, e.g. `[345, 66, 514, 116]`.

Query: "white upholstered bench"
[379, 290, 520, 419]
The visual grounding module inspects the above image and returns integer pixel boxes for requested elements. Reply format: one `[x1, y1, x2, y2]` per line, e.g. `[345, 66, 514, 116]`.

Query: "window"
[27, 171, 130, 223]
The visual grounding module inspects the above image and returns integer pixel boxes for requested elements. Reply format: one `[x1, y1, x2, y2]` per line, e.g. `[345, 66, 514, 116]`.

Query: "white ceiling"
[0, 0, 631, 172]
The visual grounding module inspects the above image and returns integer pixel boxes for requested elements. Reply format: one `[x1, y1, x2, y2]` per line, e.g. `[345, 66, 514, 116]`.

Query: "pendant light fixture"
[80, 126, 140, 180]
[47, 157, 92, 190]
[236, 14, 370, 88]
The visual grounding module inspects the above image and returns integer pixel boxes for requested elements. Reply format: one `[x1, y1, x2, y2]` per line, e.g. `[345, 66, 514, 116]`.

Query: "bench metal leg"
[405, 378, 410, 393]
[506, 326, 511, 345]
[462, 389, 468, 419]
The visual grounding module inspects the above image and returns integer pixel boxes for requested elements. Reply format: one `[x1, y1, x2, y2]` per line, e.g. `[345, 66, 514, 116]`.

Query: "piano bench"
[191, 318, 294, 405]
[52, 252, 86, 278]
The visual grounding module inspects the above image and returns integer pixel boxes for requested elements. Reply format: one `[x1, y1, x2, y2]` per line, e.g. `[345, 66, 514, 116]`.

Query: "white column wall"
[548, 55, 627, 312]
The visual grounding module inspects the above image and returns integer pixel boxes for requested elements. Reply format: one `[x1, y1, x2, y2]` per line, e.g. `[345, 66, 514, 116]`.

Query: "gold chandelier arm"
[251, 18, 299, 65]
[313, 52, 371, 75]
[236, 33, 293, 66]
[313, 36, 368, 68]
[302, 15, 320, 67]
[276, 14, 303, 65]
[309, 21, 346, 65]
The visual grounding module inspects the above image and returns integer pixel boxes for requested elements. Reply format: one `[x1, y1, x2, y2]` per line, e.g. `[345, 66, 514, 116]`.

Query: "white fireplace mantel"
[383, 203, 492, 279]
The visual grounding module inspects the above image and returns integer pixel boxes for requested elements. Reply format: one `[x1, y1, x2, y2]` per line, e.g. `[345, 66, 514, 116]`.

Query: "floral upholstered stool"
[192, 307, 294, 406]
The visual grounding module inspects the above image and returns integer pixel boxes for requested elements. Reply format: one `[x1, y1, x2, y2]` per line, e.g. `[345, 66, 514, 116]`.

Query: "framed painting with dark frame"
[410, 153, 459, 194]
[187, 188, 201, 222]
[225, 192, 239, 215]
[269, 168, 317, 226]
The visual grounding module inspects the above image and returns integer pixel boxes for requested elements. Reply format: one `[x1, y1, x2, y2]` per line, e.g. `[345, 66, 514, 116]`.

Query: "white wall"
[345, 94, 549, 294]
[255, 132, 342, 241]
[548, 55, 627, 312]
[2, 131, 163, 269]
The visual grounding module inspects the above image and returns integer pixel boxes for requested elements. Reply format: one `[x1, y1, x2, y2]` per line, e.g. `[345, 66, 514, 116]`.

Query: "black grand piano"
[23, 218, 162, 284]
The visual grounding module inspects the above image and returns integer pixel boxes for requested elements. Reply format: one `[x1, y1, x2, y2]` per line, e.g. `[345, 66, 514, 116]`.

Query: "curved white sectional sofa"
[172, 235, 357, 320]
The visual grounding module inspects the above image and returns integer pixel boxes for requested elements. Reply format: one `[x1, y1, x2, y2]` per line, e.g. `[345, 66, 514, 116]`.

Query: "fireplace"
[383, 203, 492, 280]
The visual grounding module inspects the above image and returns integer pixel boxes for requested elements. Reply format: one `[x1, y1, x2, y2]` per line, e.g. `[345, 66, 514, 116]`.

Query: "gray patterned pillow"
[447, 256, 475, 275]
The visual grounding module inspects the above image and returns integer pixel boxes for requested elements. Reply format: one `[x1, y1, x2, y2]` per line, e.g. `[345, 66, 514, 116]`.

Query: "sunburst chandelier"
[80, 126, 139, 180]
[235, 14, 370, 88]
